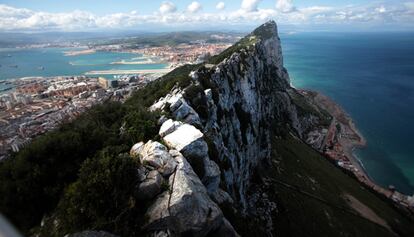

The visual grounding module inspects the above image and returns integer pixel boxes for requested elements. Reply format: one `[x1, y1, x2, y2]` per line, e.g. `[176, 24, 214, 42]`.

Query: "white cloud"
[159, 1, 176, 15]
[187, 1, 202, 13]
[276, 0, 296, 13]
[375, 5, 386, 13]
[241, 0, 262, 12]
[0, 2, 413, 32]
[216, 2, 225, 10]
[406, 2, 414, 11]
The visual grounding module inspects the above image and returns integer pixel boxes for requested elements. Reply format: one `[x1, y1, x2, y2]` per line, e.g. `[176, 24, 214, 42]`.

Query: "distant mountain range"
[0, 31, 245, 48]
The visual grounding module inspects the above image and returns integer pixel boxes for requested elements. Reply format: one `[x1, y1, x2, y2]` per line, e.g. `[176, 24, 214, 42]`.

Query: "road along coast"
[300, 89, 414, 214]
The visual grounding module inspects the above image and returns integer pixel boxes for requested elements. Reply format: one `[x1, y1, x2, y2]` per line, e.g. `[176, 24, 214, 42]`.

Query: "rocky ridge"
[126, 20, 329, 236]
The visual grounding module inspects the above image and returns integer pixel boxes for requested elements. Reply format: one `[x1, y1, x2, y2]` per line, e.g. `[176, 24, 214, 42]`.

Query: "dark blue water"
[281, 32, 414, 195]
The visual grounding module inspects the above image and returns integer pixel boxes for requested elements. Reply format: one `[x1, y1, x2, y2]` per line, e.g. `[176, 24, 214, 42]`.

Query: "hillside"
[0, 20, 413, 237]
[268, 134, 414, 236]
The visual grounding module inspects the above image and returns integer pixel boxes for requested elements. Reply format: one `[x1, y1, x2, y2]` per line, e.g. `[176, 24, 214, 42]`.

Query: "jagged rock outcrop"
[151, 89, 202, 127]
[178, 21, 324, 213]
[186, 21, 294, 210]
[131, 140, 177, 177]
[130, 139, 238, 236]
[138, 20, 323, 236]
[160, 120, 222, 197]
[145, 150, 224, 237]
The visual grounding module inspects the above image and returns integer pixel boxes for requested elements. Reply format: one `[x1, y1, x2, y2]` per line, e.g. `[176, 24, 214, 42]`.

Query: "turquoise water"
[0, 48, 167, 83]
[281, 32, 414, 195]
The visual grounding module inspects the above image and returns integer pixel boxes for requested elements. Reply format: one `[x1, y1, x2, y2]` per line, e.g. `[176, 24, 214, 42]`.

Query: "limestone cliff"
[28, 20, 414, 237]
[137, 20, 329, 236]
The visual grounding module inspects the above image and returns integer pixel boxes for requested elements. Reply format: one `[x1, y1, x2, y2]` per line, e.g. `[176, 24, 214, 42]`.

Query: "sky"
[0, 0, 413, 32]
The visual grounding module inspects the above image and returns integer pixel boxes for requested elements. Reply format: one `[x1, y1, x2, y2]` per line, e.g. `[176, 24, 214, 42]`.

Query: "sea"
[281, 31, 414, 195]
[0, 32, 413, 195]
[0, 47, 168, 90]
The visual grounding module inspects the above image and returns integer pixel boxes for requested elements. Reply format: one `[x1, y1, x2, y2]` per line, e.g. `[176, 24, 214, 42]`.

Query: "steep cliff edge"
[4, 21, 414, 237]
[144, 20, 414, 236]
[151, 20, 327, 211]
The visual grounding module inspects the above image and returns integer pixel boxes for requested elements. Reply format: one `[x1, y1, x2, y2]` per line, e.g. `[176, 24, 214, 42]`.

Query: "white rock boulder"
[162, 124, 207, 158]
[132, 141, 177, 177]
[130, 142, 144, 157]
[158, 119, 182, 137]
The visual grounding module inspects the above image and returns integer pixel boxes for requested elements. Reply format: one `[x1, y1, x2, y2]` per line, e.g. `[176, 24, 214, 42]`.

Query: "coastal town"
[0, 40, 232, 160]
[300, 90, 414, 215]
[0, 75, 151, 160]
[71, 42, 232, 68]
[131, 43, 231, 65]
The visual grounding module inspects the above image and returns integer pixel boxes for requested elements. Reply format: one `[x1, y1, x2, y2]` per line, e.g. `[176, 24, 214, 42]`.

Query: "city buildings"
[0, 75, 147, 160]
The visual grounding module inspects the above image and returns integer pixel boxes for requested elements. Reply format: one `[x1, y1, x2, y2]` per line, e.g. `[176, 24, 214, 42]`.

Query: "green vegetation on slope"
[37, 145, 146, 237]
[208, 35, 257, 65]
[0, 64, 198, 235]
[0, 102, 129, 232]
[269, 134, 414, 237]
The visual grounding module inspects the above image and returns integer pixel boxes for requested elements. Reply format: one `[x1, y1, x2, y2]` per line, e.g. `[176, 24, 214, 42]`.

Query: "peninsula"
[0, 21, 413, 237]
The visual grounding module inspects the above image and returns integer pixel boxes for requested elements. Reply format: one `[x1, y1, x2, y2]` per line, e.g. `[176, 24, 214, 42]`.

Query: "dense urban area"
[0, 75, 146, 159]
[0, 37, 234, 160]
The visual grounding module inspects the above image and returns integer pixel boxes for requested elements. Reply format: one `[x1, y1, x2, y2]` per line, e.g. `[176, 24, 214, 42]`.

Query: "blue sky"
[0, 0, 413, 32]
[0, 1, 375, 14]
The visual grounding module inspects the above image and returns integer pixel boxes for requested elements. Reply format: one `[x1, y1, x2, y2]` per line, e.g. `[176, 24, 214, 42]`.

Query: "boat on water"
[38, 66, 45, 70]
[9, 65, 18, 68]
[6, 54, 11, 57]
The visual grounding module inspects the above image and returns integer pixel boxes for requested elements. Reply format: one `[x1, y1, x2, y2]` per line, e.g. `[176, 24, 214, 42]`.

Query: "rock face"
[174, 21, 323, 212]
[145, 150, 224, 237]
[186, 21, 294, 209]
[135, 170, 163, 200]
[150, 90, 202, 127]
[137, 20, 322, 236]
[161, 120, 221, 196]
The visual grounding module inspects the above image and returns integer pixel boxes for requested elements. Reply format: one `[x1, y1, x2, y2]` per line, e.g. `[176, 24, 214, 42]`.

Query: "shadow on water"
[357, 146, 414, 195]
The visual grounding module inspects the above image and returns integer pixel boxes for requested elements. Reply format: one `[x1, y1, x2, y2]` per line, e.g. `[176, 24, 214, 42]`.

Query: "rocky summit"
[122, 20, 414, 236]
[3, 20, 414, 237]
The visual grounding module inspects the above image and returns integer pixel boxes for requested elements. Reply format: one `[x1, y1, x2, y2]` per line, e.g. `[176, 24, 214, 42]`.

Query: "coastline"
[300, 90, 398, 199]
[84, 68, 172, 75]
[110, 59, 163, 65]
[63, 49, 96, 56]
[110, 54, 165, 65]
